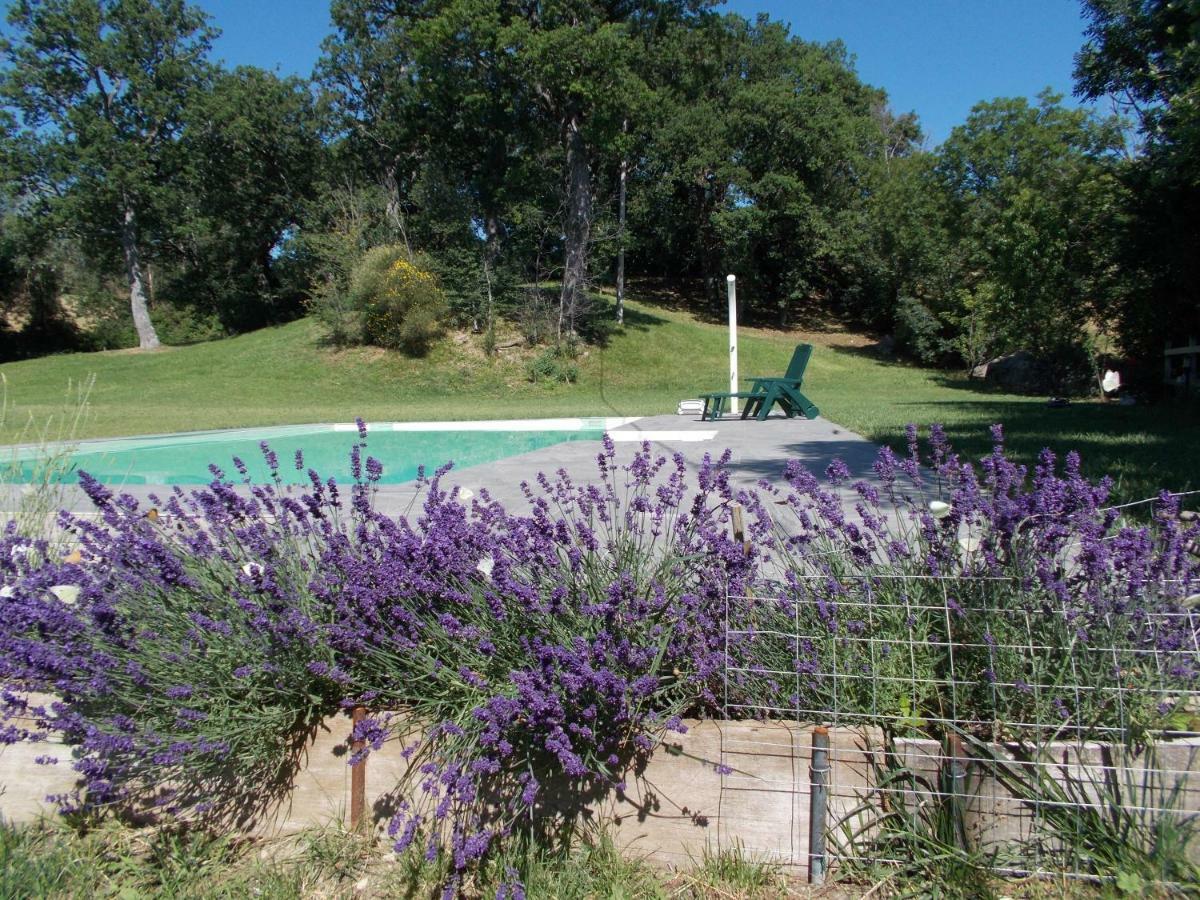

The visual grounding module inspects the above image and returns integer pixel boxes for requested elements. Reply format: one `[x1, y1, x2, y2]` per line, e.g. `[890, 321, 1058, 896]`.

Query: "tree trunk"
[558, 114, 592, 341]
[120, 203, 161, 350]
[483, 215, 501, 340]
[616, 136, 627, 326]
[382, 166, 413, 260]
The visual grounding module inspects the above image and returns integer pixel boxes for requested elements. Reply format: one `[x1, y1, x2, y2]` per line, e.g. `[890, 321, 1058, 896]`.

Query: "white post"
[727, 274, 739, 415]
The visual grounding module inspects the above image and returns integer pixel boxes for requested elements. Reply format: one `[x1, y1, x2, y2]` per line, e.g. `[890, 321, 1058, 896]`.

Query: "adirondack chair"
[700, 343, 820, 421]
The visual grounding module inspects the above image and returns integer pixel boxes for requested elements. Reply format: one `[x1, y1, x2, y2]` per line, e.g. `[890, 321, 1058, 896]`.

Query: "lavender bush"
[0, 426, 756, 894]
[1, 421, 1198, 895]
[731, 424, 1200, 740]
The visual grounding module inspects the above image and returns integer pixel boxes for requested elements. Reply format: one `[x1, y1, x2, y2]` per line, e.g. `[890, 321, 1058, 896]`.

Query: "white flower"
[49, 585, 80, 605]
[928, 500, 952, 520]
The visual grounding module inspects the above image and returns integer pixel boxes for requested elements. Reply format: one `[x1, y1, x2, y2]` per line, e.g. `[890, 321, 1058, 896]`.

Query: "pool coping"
[3, 416, 647, 459]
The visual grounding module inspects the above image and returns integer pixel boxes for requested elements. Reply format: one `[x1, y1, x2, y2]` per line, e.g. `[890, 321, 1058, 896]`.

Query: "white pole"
[727, 274, 738, 415]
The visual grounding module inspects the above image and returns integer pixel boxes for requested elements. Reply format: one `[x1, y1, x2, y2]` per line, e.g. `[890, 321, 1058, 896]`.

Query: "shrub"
[894, 295, 957, 366]
[527, 343, 579, 383]
[296, 184, 396, 346]
[349, 246, 447, 355]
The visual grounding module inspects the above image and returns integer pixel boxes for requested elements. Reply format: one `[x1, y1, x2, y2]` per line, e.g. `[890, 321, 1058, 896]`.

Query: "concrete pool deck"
[2, 412, 888, 519]
[418, 412, 884, 515]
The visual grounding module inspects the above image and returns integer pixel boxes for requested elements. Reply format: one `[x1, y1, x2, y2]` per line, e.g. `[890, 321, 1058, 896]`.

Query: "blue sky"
[5, 0, 1094, 146]
[726, 1, 1092, 145]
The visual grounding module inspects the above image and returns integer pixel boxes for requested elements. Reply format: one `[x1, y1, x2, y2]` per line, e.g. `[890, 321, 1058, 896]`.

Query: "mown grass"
[0, 294, 1195, 504]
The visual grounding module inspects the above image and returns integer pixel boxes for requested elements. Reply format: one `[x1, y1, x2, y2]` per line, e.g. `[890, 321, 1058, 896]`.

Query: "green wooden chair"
[700, 343, 820, 421]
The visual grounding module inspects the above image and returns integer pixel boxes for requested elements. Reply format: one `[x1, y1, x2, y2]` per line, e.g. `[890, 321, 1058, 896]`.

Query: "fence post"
[350, 705, 367, 831]
[809, 726, 830, 884]
[730, 503, 750, 556]
[944, 732, 967, 848]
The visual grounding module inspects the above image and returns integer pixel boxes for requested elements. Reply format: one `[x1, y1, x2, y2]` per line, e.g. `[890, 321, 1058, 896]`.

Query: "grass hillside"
[1, 296, 1196, 503]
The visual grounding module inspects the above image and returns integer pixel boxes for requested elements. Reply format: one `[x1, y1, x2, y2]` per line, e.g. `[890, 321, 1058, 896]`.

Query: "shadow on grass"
[813, 346, 1198, 501]
[576, 296, 669, 348]
[866, 398, 1198, 504]
[619, 277, 862, 333]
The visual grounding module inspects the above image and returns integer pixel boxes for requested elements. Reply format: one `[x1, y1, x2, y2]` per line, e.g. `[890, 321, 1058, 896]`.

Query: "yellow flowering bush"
[349, 245, 448, 354]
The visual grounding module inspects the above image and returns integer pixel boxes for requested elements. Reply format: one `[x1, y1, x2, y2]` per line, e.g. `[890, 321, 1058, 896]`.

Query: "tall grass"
[0, 820, 797, 899]
[1, 372, 93, 546]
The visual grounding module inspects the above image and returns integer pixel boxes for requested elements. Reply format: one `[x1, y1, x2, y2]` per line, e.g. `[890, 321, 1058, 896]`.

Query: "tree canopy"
[0, 0, 1194, 394]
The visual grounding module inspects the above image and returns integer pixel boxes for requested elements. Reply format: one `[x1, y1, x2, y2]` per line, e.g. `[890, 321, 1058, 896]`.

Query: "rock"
[978, 351, 1051, 394]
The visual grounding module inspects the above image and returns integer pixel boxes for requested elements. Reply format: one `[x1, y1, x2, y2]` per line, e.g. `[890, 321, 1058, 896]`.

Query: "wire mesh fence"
[719, 574, 1200, 886]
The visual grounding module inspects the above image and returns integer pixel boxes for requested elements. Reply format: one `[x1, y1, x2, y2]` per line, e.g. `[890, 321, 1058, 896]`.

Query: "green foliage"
[168, 66, 324, 332]
[0, 0, 219, 348]
[349, 245, 448, 355]
[834, 734, 999, 899]
[1074, 0, 1200, 370]
[677, 843, 786, 898]
[894, 294, 957, 366]
[879, 93, 1129, 385]
[0, 0, 1189, 377]
[1, 820, 797, 899]
[0, 820, 370, 898]
[970, 736, 1200, 890]
[294, 183, 396, 346]
[0, 2, 326, 355]
[527, 342, 580, 384]
[633, 14, 894, 326]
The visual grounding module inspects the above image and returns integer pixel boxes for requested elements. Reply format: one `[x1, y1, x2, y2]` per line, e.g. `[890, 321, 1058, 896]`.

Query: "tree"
[172, 66, 324, 330]
[1075, 0, 1200, 140]
[317, 0, 712, 341]
[0, 0, 216, 349]
[405, 0, 551, 334]
[317, 0, 432, 249]
[1074, 0, 1200, 366]
[501, 0, 713, 338]
[928, 93, 1128, 380]
[631, 14, 888, 325]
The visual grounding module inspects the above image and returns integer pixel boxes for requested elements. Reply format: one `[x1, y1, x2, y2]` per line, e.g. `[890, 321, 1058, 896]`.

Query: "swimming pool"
[9, 418, 640, 486]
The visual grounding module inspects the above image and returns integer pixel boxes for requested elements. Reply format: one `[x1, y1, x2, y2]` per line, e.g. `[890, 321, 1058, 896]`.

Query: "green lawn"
[1, 297, 1196, 504]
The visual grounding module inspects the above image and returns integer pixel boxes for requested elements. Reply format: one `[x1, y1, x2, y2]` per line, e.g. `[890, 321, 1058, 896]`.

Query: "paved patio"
[404, 412, 884, 516]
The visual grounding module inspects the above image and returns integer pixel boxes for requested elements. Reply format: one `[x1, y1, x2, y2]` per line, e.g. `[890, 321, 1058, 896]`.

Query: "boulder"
[974, 351, 1051, 393]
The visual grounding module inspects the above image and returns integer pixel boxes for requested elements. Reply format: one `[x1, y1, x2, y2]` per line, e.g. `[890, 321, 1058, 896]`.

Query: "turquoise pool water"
[11, 422, 609, 486]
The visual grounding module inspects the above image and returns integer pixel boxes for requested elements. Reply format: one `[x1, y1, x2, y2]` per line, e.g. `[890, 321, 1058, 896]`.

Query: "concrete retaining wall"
[4, 714, 1198, 872]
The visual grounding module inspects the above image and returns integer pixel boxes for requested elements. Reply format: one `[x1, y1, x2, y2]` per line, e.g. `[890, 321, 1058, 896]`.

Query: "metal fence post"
[944, 732, 967, 849]
[809, 726, 830, 884]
